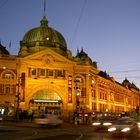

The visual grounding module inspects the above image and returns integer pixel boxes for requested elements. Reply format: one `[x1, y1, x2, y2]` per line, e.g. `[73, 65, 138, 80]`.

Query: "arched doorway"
[29, 89, 63, 117]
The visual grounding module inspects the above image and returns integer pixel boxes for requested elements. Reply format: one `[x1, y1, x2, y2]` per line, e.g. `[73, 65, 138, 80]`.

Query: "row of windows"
[114, 94, 124, 103]
[99, 103, 107, 112]
[0, 84, 16, 94]
[28, 68, 65, 78]
[1, 69, 65, 79]
[92, 103, 129, 113]
[99, 104, 124, 113]
[110, 105, 124, 113]
[92, 91, 132, 106]
[99, 90, 126, 103]
[99, 91, 107, 100]
[114, 106, 124, 113]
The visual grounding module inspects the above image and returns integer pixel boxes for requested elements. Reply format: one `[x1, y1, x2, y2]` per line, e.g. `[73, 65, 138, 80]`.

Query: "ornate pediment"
[21, 48, 74, 66]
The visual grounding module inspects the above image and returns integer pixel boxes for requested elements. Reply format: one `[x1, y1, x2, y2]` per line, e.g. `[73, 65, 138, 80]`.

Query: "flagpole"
[44, 0, 46, 16]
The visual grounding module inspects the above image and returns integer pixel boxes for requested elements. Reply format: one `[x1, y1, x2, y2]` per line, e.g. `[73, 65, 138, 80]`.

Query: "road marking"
[75, 133, 83, 140]
[15, 130, 38, 140]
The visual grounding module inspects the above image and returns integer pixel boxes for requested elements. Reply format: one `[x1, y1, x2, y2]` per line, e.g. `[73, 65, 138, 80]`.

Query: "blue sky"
[0, 0, 140, 88]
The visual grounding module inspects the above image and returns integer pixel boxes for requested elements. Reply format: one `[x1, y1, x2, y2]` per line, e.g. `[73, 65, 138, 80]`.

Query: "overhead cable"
[71, 0, 87, 47]
[108, 69, 140, 74]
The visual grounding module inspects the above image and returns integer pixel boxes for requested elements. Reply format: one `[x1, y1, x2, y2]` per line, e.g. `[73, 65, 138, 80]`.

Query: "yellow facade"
[0, 15, 140, 120]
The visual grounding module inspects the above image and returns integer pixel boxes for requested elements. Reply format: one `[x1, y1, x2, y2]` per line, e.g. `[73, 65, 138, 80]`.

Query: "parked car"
[34, 114, 63, 127]
[92, 116, 118, 132]
[108, 117, 139, 137]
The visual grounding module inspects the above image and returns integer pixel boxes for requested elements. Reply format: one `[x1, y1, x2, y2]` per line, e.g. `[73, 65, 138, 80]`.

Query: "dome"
[19, 16, 67, 56]
[74, 48, 93, 65]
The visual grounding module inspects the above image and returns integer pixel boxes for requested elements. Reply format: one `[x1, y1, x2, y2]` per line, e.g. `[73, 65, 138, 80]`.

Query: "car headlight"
[103, 122, 112, 126]
[137, 122, 140, 128]
[92, 122, 101, 126]
[121, 127, 130, 132]
[108, 127, 116, 132]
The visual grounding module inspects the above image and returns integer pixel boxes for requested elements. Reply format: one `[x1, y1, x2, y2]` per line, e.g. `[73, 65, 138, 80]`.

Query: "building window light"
[40, 69, 45, 76]
[31, 68, 36, 76]
[48, 70, 54, 76]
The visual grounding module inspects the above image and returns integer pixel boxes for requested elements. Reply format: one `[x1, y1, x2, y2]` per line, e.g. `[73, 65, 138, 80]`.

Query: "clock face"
[45, 58, 50, 64]
[42, 54, 54, 65]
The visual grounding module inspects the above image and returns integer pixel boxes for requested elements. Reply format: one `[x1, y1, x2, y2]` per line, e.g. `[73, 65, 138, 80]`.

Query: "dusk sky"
[0, 0, 140, 88]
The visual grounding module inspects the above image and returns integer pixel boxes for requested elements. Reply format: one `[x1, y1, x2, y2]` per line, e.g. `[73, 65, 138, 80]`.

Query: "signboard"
[68, 75, 72, 103]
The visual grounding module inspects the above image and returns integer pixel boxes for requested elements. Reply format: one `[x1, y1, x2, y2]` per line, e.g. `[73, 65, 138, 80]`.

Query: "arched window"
[2, 71, 14, 79]
[0, 70, 16, 95]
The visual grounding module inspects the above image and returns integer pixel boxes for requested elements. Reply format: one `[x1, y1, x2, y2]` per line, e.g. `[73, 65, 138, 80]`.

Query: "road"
[31, 131, 140, 140]
[32, 134, 140, 140]
[0, 121, 140, 140]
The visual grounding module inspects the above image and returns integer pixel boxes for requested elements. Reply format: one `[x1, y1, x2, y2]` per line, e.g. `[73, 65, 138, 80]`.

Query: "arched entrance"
[29, 89, 63, 116]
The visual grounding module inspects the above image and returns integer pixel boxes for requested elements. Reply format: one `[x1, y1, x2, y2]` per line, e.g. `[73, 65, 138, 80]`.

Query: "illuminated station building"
[0, 15, 140, 121]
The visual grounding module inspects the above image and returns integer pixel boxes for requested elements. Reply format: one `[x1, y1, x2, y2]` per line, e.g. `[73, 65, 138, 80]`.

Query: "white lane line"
[75, 133, 83, 140]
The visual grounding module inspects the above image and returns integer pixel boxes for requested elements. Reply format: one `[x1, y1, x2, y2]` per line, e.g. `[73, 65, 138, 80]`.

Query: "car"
[137, 121, 140, 129]
[34, 114, 63, 127]
[108, 117, 139, 137]
[133, 116, 140, 130]
[0, 108, 5, 120]
[134, 120, 140, 130]
[92, 116, 118, 132]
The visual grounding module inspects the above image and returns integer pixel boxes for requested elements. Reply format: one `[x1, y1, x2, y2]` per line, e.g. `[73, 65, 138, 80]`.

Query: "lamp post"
[74, 79, 80, 111]
[76, 88, 80, 109]
[15, 76, 21, 120]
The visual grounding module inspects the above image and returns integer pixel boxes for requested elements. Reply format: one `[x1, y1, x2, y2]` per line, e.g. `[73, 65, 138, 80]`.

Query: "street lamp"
[74, 79, 80, 111]
[76, 88, 80, 110]
[15, 76, 21, 120]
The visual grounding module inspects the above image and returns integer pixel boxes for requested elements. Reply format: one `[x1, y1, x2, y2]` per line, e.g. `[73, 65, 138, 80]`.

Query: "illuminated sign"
[33, 99, 61, 103]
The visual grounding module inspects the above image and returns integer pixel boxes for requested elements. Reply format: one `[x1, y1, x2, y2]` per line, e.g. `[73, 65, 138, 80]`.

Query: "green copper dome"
[19, 16, 67, 56]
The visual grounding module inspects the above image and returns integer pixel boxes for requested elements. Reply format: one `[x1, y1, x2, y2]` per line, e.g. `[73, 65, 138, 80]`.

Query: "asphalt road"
[28, 133, 140, 140]
[0, 121, 140, 140]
